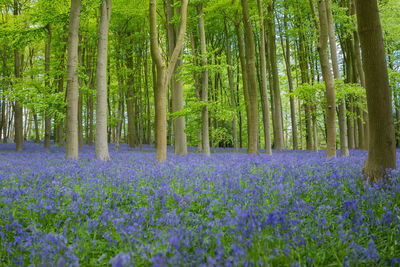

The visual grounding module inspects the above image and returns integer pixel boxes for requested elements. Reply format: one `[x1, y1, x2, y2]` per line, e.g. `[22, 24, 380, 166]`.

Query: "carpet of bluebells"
[1, 142, 400, 266]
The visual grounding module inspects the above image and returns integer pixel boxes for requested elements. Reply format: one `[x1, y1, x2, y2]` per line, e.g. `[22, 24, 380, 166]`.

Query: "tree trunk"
[312, 106, 318, 152]
[316, 0, 336, 157]
[149, 0, 188, 162]
[126, 44, 136, 149]
[224, 21, 238, 153]
[95, 0, 111, 161]
[78, 45, 84, 149]
[326, 0, 349, 156]
[198, 3, 210, 156]
[354, 0, 396, 182]
[257, 0, 272, 155]
[115, 49, 124, 151]
[44, 24, 52, 149]
[0, 95, 5, 142]
[56, 33, 67, 147]
[235, 22, 251, 148]
[66, 0, 81, 159]
[281, 2, 298, 150]
[190, 33, 203, 152]
[241, 0, 259, 154]
[13, 1, 23, 151]
[145, 48, 151, 145]
[165, 0, 187, 156]
[267, 2, 284, 150]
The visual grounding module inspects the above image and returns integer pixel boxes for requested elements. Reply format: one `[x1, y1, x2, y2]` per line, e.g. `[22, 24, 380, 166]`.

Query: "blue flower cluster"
[0, 142, 399, 266]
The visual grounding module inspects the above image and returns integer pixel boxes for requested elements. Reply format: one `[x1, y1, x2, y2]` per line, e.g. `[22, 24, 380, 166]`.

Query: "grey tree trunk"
[66, 0, 81, 159]
[126, 44, 136, 149]
[316, 0, 336, 157]
[267, 2, 284, 150]
[282, 2, 298, 150]
[235, 22, 251, 147]
[224, 21, 239, 153]
[95, 0, 111, 161]
[149, 0, 188, 162]
[257, 0, 272, 155]
[355, 0, 396, 182]
[115, 52, 124, 151]
[165, 0, 187, 156]
[44, 24, 52, 150]
[241, 0, 259, 154]
[13, 1, 23, 151]
[198, 3, 210, 156]
[326, 0, 349, 156]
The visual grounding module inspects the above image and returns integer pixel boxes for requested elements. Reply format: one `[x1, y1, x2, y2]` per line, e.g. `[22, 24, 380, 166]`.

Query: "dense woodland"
[0, 0, 399, 178]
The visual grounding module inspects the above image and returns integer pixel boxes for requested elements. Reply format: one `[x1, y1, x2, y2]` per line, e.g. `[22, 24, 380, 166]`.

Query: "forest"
[0, 0, 400, 265]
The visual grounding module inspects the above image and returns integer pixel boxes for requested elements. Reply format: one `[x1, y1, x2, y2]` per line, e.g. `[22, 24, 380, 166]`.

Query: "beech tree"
[95, 0, 111, 161]
[355, 0, 396, 182]
[149, 0, 188, 162]
[316, 0, 336, 158]
[241, 0, 258, 154]
[66, 0, 81, 159]
[198, 2, 210, 157]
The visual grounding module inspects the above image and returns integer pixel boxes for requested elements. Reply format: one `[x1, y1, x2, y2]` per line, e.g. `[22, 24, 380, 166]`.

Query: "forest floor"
[0, 142, 399, 266]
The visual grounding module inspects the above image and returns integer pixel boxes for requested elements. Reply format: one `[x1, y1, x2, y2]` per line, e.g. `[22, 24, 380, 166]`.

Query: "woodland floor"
[0, 142, 400, 266]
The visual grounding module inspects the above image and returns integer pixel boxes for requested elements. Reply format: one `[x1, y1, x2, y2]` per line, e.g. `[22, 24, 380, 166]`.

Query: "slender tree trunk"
[149, 0, 188, 162]
[56, 33, 67, 147]
[347, 98, 355, 149]
[312, 106, 318, 152]
[44, 24, 52, 149]
[351, 4, 369, 150]
[13, 0, 23, 151]
[95, 0, 111, 161]
[66, 0, 81, 159]
[355, 0, 396, 182]
[281, 3, 298, 150]
[267, 1, 284, 150]
[257, 0, 272, 155]
[241, 0, 259, 154]
[224, 21, 238, 153]
[165, 0, 187, 156]
[139, 55, 144, 151]
[126, 44, 136, 149]
[190, 33, 203, 151]
[78, 45, 84, 149]
[235, 21, 251, 150]
[115, 50, 124, 151]
[0, 95, 5, 142]
[198, 3, 210, 156]
[144, 48, 151, 145]
[316, 0, 336, 157]
[326, 0, 349, 156]
[32, 110, 40, 144]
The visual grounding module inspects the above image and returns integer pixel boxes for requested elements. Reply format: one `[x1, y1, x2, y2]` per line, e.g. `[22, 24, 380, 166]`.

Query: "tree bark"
[165, 0, 187, 156]
[66, 0, 81, 159]
[257, 0, 272, 155]
[13, 1, 23, 151]
[355, 0, 396, 182]
[149, 0, 188, 162]
[95, 0, 111, 161]
[281, 2, 298, 150]
[198, 3, 210, 156]
[44, 24, 52, 149]
[241, 0, 259, 154]
[115, 48, 124, 151]
[267, 2, 284, 150]
[126, 42, 136, 149]
[316, 0, 336, 157]
[224, 21, 239, 153]
[326, 0, 349, 156]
